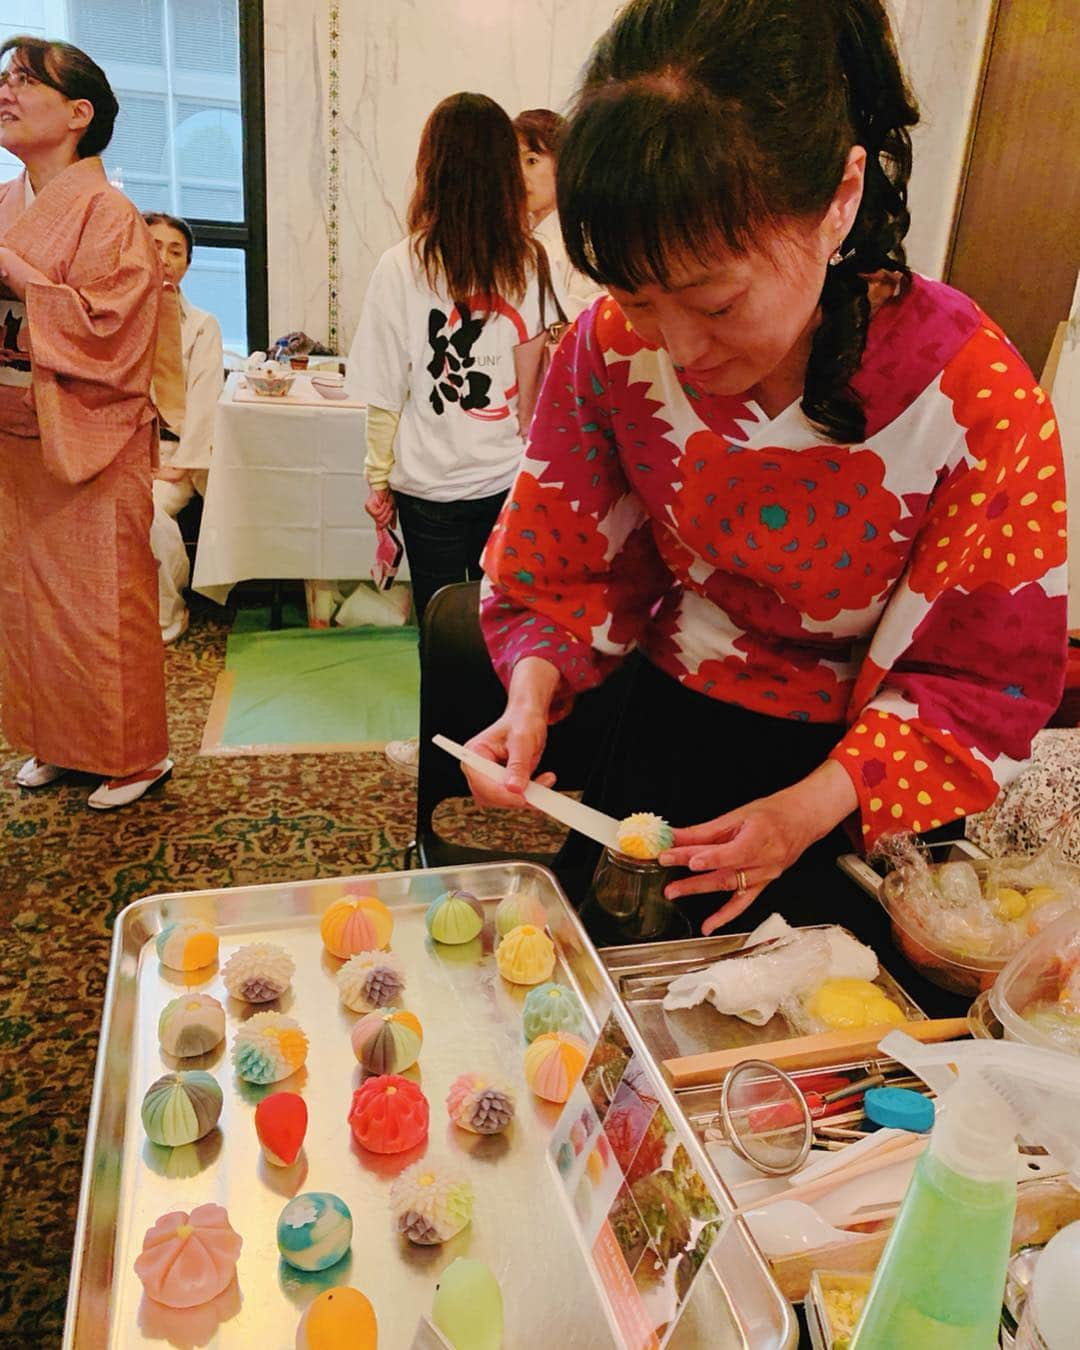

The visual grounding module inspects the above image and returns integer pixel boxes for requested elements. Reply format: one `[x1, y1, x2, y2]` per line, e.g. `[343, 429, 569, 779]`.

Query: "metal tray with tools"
[599, 926, 926, 1066]
[64, 862, 797, 1349]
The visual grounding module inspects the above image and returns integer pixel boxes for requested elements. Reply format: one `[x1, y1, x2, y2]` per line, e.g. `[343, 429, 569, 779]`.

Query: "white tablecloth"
[193, 373, 406, 604]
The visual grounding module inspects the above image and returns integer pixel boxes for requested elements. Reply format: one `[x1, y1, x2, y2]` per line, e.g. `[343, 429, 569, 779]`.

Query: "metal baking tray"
[600, 926, 926, 1065]
[65, 862, 797, 1349]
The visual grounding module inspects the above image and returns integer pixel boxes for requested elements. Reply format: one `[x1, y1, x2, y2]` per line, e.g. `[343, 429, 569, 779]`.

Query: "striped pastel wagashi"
[320, 893, 393, 958]
[350, 1008, 423, 1075]
[295, 1286, 377, 1349]
[425, 889, 485, 945]
[523, 1031, 588, 1103]
[141, 1071, 222, 1147]
[494, 886, 547, 938]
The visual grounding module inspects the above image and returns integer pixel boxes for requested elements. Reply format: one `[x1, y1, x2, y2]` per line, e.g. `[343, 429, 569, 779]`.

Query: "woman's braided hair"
[558, 0, 920, 442]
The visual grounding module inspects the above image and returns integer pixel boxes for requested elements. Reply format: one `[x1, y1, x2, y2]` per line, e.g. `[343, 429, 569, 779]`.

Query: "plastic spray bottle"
[849, 1034, 1080, 1349]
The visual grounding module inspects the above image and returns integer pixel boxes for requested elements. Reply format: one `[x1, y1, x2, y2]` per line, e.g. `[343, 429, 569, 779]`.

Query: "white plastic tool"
[432, 734, 621, 850]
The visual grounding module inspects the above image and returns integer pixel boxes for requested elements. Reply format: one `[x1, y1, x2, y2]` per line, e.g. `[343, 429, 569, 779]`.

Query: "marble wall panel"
[895, 0, 995, 278]
[263, 0, 993, 347]
[332, 0, 622, 349]
[264, 0, 330, 345]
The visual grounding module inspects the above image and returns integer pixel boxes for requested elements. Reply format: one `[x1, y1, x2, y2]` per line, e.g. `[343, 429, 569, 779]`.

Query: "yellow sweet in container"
[1024, 885, 1062, 910]
[991, 886, 1028, 921]
[804, 978, 906, 1031]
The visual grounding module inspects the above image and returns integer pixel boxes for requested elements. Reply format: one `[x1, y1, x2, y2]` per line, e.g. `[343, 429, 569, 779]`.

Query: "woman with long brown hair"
[351, 92, 554, 772]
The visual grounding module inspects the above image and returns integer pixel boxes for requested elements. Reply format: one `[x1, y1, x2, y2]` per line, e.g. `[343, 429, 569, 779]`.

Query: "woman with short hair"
[513, 107, 604, 320]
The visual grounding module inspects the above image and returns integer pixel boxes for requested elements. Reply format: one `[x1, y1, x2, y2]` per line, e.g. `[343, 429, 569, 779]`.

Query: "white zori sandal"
[87, 758, 174, 811]
[15, 757, 70, 789]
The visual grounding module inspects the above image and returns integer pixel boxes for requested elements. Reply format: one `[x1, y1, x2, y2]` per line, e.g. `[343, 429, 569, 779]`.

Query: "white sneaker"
[385, 738, 419, 775]
[161, 609, 190, 644]
[87, 758, 174, 810]
[16, 756, 69, 789]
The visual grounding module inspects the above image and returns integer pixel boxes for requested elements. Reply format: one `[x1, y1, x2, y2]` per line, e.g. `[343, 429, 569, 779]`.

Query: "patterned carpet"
[0, 594, 561, 1345]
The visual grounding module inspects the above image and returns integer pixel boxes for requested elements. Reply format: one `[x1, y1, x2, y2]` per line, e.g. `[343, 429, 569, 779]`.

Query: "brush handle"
[433, 733, 621, 849]
[663, 1017, 970, 1088]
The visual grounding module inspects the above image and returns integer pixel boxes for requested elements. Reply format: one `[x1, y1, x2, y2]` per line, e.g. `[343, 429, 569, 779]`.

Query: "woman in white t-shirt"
[353, 94, 548, 631]
[513, 108, 604, 321]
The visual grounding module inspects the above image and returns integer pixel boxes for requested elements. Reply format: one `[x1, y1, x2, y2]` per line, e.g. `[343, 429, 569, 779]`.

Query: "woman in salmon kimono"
[0, 37, 172, 809]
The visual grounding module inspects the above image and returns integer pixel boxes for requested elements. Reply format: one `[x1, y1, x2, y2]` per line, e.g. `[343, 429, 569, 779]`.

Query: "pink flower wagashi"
[134, 1203, 241, 1308]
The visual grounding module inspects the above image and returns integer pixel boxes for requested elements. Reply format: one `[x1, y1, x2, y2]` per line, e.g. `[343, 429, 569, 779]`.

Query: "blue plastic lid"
[864, 1086, 935, 1133]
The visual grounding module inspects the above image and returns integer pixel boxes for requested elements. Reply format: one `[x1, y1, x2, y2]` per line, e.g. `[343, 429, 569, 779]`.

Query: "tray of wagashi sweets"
[64, 862, 798, 1350]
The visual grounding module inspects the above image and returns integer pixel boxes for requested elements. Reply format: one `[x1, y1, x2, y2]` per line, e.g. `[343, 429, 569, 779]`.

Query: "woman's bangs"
[558, 92, 768, 292]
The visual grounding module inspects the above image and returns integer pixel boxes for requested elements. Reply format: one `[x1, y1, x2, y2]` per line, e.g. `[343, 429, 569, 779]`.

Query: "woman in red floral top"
[464, 0, 1067, 942]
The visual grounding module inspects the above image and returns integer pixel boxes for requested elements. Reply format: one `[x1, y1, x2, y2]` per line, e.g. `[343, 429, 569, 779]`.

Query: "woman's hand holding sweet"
[364, 486, 396, 529]
[659, 759, 859, 934]
[462, 657, 561, 807]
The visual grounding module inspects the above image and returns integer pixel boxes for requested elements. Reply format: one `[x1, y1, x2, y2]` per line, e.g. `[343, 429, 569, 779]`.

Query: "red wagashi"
[349, 1074, 428, 1154]
[255, 1091, 307, 1166]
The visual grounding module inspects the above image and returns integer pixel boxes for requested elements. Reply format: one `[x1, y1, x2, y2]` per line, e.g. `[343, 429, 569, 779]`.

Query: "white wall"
[893, 0, 996, 277]
[264, 0, 996, 351]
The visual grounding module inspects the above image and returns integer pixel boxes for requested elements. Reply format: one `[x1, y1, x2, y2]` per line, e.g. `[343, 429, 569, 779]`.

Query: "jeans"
[394, 488, 508, 622]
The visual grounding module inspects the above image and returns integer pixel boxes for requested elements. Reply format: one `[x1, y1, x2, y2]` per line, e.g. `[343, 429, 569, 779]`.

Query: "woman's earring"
[828, 248, 844, 267]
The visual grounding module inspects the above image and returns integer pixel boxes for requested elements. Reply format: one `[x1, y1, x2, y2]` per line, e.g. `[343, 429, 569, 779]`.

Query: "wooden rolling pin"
[662, 1017, 970, 1088]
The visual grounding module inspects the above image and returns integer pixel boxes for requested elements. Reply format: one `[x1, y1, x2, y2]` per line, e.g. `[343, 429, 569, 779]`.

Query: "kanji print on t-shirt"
[426, 295, 529, 421]
[480, 277, 1067, 847]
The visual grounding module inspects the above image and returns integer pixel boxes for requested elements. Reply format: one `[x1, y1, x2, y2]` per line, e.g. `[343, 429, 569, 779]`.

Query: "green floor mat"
[202, 623, 419, 754]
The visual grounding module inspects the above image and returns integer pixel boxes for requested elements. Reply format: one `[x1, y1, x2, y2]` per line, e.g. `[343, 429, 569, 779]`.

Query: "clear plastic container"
[989, 911, 1080, 1055]
[880, 869, 1006, 996]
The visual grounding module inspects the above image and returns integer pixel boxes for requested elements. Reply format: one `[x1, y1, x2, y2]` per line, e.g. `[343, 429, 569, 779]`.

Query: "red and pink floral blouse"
[480, 277, 1067, 847]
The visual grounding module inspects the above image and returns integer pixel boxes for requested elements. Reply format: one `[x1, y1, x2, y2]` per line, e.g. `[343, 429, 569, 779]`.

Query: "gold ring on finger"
[735, 868, 748, 892]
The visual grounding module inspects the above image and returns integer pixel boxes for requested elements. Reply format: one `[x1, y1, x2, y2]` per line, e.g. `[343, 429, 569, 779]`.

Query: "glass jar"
[585, 847, 690, 942]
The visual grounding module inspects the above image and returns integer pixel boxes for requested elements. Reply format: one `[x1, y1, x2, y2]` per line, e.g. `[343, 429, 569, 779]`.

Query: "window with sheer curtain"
[0, 0, 266, 354]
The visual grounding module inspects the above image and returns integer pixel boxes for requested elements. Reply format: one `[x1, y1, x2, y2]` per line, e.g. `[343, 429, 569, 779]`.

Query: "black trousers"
[557, 657, 966, 1018]
[395, 489, 507, 623]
